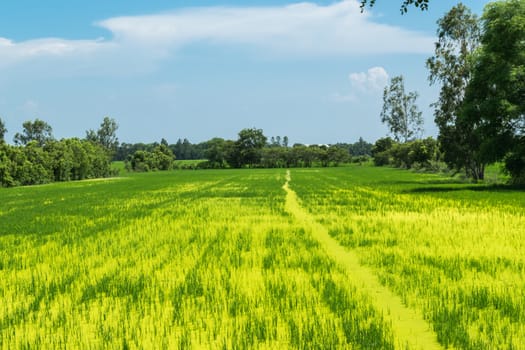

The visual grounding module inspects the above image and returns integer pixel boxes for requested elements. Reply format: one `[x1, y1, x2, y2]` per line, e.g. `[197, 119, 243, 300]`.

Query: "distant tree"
[360, 0, 429, 13]
[327, 146, 349, 166]
[0, 118, 6, 143]
[204, 138, 229, 168]
[14, 119, 54, 147]
[127, 150, 151, 172]
[115, 142, 150, 161]
[0, 143, 14, 187]
[181, 138, 192, 159]
[261, 147, 288, 168]
[282, 136, 289, 148]
[269, 135, 288, 148]
[381, 75, 423, 143]
[14, 141, 52, 185]
[349, 137, 373, 157]
[44, 139, 74, 181]
[125, 141, 175, 172]
[153, 143, 175, 170]
[316, 145, 330, 167]
[86, 117, 119, 155]
[223, 140, 237, 167]
[372, 137, 395, 166]
[426, 3, 483, 180]
[43, 138, 113, 181]
[408, 137, 440, 169]
[171, 139, 184, 159]
[233, 128, 267, 168]
[289, 145, 318, 168]
[172, 138, 200, 159]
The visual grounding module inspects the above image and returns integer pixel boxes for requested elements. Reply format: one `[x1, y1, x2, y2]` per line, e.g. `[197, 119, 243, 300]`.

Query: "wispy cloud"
[0, 37, 108, 68]
[0, 1, 433, 73]
[98, 1, 433, 56]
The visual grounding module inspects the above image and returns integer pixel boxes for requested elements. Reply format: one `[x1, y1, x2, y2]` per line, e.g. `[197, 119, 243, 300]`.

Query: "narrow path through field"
[282, 170, 444, 350]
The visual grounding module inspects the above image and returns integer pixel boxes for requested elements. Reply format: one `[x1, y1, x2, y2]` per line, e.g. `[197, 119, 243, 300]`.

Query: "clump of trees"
[126, 140, 175, 172]
[374, 74, 437, 170]
[426, 1, 525, 183]
[372, 1, 525, 184]
[372, 136, 441, 170]
[0, 117, 118, 187]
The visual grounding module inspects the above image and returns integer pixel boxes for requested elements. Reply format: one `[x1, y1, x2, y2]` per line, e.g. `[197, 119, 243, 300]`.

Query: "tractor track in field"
[282, 170, 444, 350]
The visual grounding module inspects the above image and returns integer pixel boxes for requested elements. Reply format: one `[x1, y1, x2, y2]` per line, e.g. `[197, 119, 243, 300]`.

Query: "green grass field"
[1, 166, 524, 349]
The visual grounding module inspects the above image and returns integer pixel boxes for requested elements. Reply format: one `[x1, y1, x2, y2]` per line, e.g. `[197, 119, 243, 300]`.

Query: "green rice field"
[1, 166, 524, 349]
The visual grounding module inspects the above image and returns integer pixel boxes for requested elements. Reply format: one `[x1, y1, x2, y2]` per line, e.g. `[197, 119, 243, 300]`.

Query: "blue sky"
[0, 0, 490, 145]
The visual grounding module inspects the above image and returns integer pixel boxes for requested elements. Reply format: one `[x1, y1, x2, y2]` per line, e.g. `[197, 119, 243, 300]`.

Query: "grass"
[111, 161, 127, 174]
[0, 165, 523, 349]
[290, 166, 525, 349]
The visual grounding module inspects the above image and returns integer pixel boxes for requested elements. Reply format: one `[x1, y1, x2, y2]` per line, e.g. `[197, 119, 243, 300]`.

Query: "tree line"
[124, 128, 373, 171]
[0, 117, 118, 187]
[116, 138, 206, 162]
[0, 115, 374, 186]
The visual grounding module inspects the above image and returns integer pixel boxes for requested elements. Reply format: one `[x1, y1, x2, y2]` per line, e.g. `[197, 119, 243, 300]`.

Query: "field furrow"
[283, 170, 443, 350]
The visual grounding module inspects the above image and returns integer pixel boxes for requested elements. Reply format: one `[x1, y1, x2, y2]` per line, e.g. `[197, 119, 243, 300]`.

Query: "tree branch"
[360, 0, 429, 14]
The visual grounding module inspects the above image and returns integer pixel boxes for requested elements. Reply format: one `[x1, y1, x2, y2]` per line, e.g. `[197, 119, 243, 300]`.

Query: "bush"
[372, 137, 441, 171]
[126, 145, 175, 172]
[504, 143, 525, 184]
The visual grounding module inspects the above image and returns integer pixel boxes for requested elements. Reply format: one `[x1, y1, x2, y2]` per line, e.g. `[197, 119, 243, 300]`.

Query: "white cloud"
[333, 66, 389, 103]
[98, 1, 433, 56]
[0, 1, 434, 72]
[0, 37, 109, 68]
[349, 66, 389, 93]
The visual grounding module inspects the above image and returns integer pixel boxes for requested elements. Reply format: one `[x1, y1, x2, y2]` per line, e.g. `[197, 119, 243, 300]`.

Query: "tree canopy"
[13, 119, 54, 147]
[86, 117, 119, 155]
[426, 3, 484, 180]
[462, 0, 525, 182]
[230, 128, 268, 168]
